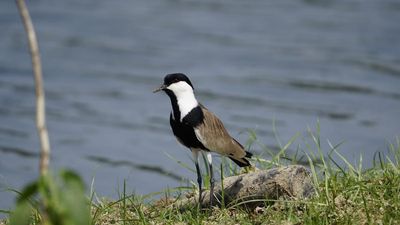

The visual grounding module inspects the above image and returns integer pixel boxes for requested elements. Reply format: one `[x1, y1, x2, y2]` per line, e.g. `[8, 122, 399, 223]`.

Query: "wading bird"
[153, 73, 252, 207]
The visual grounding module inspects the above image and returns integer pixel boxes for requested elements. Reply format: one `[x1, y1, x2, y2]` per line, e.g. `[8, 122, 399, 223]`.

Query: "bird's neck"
[166, 89, 199, 121]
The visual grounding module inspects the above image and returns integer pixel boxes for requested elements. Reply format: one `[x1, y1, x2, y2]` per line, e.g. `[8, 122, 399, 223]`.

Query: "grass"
[1, 125, 400, 225]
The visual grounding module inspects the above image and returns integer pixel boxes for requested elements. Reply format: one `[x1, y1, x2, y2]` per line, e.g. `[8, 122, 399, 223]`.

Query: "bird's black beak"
[153, 84, 167, 93]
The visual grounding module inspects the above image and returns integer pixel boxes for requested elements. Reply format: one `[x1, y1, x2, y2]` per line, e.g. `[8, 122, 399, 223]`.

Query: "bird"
[153, 73, 252, 207]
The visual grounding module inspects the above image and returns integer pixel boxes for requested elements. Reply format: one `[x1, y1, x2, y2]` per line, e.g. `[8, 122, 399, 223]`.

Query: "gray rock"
[174, 165, 315, 208]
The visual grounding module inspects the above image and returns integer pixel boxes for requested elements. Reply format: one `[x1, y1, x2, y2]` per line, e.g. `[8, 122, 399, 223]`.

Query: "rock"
[173, 165, 315, 209]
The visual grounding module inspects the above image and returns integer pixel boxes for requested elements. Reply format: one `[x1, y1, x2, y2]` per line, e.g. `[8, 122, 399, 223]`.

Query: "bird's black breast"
[182, 106, 204, 127]
[169, 110, 207, 151]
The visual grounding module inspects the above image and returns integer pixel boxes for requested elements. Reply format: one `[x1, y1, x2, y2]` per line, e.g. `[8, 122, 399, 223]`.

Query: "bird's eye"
[174, 78, 179, 82]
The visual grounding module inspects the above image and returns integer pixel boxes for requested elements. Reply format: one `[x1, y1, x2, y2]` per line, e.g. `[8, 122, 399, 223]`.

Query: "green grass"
[1, 125, 400, 225]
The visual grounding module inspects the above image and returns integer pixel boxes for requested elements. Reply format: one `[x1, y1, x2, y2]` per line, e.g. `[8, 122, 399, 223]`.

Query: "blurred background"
[1, 0, 399, 212]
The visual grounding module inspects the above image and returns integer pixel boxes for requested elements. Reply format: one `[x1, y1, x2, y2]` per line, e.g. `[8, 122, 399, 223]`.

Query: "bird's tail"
[229, 150, 253, 167]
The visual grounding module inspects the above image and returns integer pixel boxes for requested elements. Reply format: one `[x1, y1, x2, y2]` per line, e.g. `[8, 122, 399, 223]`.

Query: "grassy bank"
[90, 132, 400, 225]
[1, 128, 400, 225]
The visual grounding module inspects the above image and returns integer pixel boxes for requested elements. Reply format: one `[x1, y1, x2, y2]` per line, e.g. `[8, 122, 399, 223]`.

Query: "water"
[1, 0, 400, 212]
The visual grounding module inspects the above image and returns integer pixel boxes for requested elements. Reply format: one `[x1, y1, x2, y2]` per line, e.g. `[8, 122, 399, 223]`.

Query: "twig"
[15, 0, 50, 176]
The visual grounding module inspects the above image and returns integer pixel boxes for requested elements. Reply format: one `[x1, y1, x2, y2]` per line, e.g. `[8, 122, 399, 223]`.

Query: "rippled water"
[1, 0, 400, 211]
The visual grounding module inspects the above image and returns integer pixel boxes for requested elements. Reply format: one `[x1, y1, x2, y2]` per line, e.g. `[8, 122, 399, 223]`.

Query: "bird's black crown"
[164, 73, 194, 89]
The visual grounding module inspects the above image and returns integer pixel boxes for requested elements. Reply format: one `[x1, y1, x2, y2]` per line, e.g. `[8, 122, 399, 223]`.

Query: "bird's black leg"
[192, 149, 203, 207]
[206, 153, 215, 208]
[195, 160, 202, 206]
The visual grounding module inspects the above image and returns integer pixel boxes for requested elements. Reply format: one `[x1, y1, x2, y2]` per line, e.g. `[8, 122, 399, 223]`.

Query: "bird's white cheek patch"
[168, 81, 198, 120]
[167, 81, 192, 94]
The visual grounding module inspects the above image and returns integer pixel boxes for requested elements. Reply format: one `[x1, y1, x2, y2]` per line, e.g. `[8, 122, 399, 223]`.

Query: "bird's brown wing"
[194, 105, 248, 163]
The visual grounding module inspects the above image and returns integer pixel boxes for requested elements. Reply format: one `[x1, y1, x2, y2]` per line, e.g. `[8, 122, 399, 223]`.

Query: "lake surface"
[1, 0, 400, 211]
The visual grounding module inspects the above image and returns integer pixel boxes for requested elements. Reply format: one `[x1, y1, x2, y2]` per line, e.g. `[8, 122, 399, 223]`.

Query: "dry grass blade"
[15, 0, 51, 176]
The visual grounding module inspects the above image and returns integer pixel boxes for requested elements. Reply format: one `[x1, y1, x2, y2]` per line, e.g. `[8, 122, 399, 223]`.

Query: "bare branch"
[15, 0, 50, 176]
